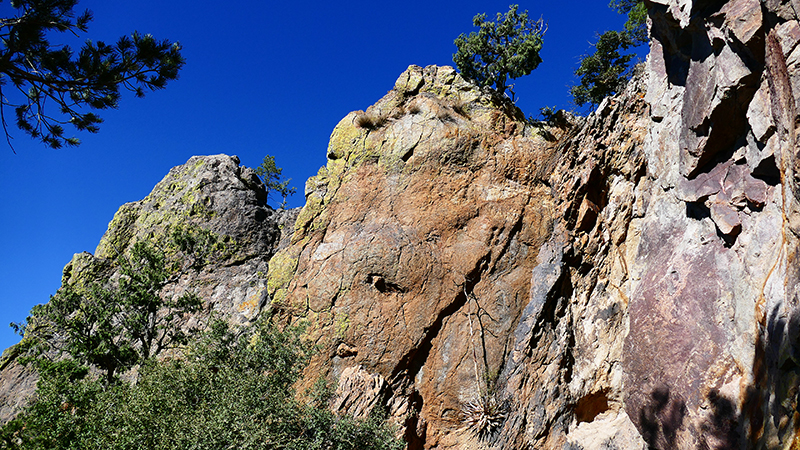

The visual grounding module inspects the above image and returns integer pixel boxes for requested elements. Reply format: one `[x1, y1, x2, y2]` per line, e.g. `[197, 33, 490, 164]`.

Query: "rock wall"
[266, 65, 564, 449]
[0, 154, 297, 424]
[264, 64, 652, 449]
[5, 1, 800, 448]
[624, 0, 800, 448]
[267, 0, 800, 444]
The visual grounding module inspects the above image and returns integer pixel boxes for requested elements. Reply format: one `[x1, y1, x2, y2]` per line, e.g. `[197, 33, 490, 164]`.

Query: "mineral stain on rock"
[5, 1, 800, 449]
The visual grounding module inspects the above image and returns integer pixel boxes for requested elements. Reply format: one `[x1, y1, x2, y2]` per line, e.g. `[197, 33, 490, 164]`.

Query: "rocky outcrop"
[267, 64, 565, 449]
[5, 1, 800, 448]
[264, 64, 652, 449]
[622, 0, 800, 448]
[0, 154, 297, 424]
[267, 0, 800, 443]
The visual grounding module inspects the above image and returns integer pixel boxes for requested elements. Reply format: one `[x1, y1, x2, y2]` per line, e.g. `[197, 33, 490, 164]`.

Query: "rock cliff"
[5, 1, 800, 448]
[0, 154, 298, 424]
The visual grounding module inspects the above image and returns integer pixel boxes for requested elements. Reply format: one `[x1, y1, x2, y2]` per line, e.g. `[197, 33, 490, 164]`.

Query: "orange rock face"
[267, 65, 563, 448]
[266, 65, 652, 448]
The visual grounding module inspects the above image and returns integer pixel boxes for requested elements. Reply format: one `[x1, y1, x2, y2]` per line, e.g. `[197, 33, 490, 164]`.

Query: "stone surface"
[5, 1, 800, 448]
[624, 1, 800, 448]
[0, 154, 298, 424]
[268, 64, 565, 449]
[263, 64, 651, 449]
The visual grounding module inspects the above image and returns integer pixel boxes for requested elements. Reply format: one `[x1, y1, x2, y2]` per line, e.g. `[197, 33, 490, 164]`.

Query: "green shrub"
[1, 319, 403, 450]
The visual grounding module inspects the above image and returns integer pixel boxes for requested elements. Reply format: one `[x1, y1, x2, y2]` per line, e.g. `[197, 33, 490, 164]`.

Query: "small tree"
[255, 155, 296, 208]
[571, 1, 647, 107]
[0, 0, 184, 150]
[453, 4, 546, 96]
[21, 241, 201, 384]
[570, 30, 636, 107]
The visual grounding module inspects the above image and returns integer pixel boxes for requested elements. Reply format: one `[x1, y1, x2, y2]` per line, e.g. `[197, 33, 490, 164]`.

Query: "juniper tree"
[453, 5, 546, 96]
[0, 0, 184, 150]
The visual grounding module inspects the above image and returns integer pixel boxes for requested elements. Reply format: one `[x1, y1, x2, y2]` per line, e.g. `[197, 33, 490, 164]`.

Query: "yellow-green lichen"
[267, 247, 301, 305]
[334, 312, 350, 341]
[327, 112, 365, 161]
[95, 203, 139, 259]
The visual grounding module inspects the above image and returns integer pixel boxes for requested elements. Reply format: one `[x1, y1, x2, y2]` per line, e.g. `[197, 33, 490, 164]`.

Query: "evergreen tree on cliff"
[571, 0, 647, 107]
[0, 0, 184, 150]
[453, 4, 545, 97]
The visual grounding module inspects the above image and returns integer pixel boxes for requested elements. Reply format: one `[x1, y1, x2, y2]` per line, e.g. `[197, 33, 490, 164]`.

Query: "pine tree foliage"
[570, 30, 636, 107]
[255, 155, 296, 208]
[453, 4, 545, 95]
[571, 1, 647, 107]
[18, 241, 202, 385]
[612, 0, 648, 45]
[0, 0, 184, 149]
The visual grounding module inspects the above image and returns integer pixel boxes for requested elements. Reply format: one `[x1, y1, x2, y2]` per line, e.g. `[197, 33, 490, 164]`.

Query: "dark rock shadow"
[638, 385, 687, 449]
[634, 303, 800, 450]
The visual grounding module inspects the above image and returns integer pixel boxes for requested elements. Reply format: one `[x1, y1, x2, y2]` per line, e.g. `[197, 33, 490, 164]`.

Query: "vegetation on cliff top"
[453, 4, 545, 98]
[255, 155, 297, 209]
[571, 0, 647, 107]
[453, 2, 646, 110]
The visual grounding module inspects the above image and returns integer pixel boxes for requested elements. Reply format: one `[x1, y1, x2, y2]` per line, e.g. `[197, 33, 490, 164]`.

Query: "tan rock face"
[268, 65, 563, 448]
[266, 65, 652, 449]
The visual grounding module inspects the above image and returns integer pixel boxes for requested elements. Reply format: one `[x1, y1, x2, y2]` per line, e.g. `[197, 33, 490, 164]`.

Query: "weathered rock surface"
[0, 154, 297, 424]
[264, 64, 652, 449]
[623, 1, 800, 448]
[5, 1, 800, 448]
[268, 64, 563, 449]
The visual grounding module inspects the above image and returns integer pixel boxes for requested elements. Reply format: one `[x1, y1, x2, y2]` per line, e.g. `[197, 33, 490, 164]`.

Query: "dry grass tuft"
[449, 97, 471, 118]
[355, 111, 388, 130]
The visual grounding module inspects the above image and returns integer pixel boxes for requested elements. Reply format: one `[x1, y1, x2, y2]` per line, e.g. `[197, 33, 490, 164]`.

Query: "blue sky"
[0, 1, 641, 352]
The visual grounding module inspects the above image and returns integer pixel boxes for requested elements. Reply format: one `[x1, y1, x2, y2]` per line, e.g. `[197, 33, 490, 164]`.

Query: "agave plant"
[462, 393, 508, 439]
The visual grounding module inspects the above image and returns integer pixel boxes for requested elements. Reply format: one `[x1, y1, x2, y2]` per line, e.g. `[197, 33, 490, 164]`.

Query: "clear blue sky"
[0, 1, 641, 352]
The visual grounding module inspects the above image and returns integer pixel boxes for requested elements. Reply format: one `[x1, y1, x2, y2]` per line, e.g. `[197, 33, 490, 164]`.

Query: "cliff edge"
[4, 1, 800, 448]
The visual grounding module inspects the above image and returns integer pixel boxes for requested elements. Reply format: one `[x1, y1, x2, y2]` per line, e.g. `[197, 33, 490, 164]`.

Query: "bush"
[1, 319, 403, 450]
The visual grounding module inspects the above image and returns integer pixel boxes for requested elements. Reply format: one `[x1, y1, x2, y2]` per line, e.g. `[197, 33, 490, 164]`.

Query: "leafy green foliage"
[453, 4, 546, 95]
[19, 241, 202, 384]
[255, 155, 296, 208]
[1, 319, 403, 450]
[0, 0, 185, 149]
[570, 1, 646, 107]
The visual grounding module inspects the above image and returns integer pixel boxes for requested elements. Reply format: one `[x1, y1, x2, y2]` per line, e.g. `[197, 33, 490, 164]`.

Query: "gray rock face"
[5, 2, 800, 448]
[623, 1, 800, 448]
[0, 154, 298, 424]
